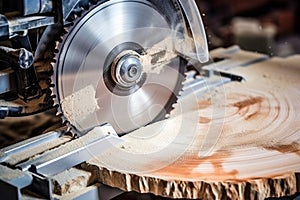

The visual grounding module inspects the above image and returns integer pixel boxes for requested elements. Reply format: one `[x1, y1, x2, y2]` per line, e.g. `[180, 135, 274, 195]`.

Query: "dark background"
[196, 0, 300, 56]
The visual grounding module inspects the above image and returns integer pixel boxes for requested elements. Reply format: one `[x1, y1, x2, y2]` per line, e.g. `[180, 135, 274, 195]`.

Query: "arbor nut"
[114, 53, 143, 88]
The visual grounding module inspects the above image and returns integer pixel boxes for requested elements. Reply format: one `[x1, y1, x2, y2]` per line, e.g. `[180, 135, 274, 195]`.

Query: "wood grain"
[86, 47, 300, 199]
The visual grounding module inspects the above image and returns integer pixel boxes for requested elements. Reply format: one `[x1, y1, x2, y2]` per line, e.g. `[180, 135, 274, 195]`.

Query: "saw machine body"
[0, 0, 208, 133]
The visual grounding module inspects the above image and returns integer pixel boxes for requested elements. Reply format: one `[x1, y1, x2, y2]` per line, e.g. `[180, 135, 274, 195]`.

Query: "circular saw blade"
[54, 0, 186, 134]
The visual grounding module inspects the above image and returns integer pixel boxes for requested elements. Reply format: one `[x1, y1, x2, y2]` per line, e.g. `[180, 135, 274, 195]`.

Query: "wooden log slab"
[85, 47, 300, 199]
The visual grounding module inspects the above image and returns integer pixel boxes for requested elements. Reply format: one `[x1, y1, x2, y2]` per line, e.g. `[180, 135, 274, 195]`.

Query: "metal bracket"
[27, 125, 123, 177]
[0, 124, 122, 198]
[0, 165, 33, 200]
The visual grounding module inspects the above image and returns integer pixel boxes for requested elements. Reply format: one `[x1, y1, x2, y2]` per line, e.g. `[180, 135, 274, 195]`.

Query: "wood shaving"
[61, 85, 99, 125]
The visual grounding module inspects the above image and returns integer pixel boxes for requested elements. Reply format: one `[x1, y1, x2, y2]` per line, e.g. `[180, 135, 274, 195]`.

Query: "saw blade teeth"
[56, 111, 63, 118]
[168, 69, 189, 118]
[50, 1, 106, 135]
[61, 117, 69, 125]
[49, 83, 55, 88]
[51, 0, 189, 134]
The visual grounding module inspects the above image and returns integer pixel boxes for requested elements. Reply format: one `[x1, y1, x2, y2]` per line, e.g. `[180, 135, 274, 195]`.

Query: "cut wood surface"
[86, 47, 300, 199]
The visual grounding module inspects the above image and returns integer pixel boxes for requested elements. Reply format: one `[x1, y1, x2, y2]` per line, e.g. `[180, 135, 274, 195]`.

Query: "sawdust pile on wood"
[61, 85, 99, 125]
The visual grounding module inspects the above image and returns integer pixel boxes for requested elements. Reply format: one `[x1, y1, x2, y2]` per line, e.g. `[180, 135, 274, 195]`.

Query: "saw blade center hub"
[114, 53, 143, 87]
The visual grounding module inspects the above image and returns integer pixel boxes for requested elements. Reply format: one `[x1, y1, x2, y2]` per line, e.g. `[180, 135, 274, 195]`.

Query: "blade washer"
[103, 42, 147, 96]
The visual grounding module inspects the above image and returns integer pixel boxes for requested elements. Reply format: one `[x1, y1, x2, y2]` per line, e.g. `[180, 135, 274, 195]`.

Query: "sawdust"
[175, 35, 196, 57]
[141, 37, 177, 74]
[140, 33, 202, 74]
[7, 135, 71, 166]
[61, 85, 99, 125]
[52, 167, 92, 195]
[0, 165, 30, 180]
[17, 127, 108, 178]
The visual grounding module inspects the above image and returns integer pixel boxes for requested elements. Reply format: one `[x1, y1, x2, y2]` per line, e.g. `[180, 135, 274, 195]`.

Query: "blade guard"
[178, 0, 209, 63]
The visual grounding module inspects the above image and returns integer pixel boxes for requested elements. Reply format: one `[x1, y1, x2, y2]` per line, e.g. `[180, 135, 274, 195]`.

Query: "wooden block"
[52, 167, 93, 196]
[85, 48, 300, 199]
